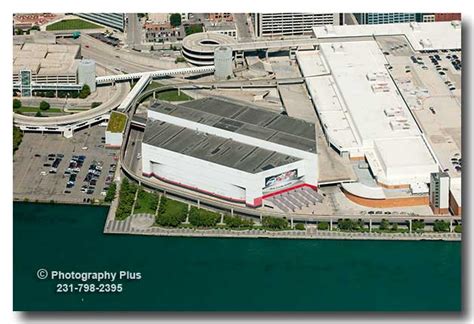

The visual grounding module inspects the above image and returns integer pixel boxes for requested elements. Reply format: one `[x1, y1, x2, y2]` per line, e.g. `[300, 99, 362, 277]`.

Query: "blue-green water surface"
[13, 202, 461, 311]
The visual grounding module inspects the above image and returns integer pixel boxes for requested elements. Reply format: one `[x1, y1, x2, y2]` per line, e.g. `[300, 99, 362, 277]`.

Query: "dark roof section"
[149, 97, 317, 153]
[142, 119, 301, 174]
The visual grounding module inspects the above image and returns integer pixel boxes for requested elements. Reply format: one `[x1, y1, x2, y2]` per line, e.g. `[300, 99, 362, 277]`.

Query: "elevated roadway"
[14, 76, 305, 131]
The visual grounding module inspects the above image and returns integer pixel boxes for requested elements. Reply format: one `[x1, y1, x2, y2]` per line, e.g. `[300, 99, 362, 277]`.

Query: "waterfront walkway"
[104, 214, 461, 241]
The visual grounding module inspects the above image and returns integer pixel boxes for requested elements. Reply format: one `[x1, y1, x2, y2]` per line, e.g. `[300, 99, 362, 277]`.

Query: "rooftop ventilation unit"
[389, 120, 411, 130]
[366, 71, 387, 82]
[324, 25, 336, 35]
[410, 22, 421, 31]
[419, 38, 433, 49]
[384, 107, 404, 117]
[451, 20, 461, 29]
[331, 43, 344, 53]
[371, 83, 389, 93]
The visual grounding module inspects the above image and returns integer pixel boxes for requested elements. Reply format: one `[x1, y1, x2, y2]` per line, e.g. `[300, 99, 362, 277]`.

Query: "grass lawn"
[155, 197, 188, 227]
[107, 111, 127, 133]
[142, 82, 192, 102]
[46, 19, 102, 31]
[157, 90, 192, 102]
[133, 190, 159, 215]
[144, 81, 164, 91]
[185, 24, 203, 36]
[14, 107, 62, 113]
[160, 199, 188, 218]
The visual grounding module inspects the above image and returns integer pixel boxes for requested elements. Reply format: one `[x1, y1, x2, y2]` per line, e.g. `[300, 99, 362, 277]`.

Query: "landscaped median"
[140, 82, 193, 103]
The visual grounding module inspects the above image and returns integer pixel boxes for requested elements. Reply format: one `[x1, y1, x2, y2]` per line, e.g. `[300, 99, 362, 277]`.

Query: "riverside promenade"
[103, 214, 461, 242]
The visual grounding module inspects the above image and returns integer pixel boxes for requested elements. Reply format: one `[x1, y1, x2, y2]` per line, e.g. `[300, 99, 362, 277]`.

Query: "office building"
[354, 13, 417, 25]
[75, 13, 125, 31]
[253, 13, 342, 38]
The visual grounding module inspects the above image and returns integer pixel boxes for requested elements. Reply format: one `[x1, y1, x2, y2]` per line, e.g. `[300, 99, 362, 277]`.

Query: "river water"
[13, 202, 461, 311]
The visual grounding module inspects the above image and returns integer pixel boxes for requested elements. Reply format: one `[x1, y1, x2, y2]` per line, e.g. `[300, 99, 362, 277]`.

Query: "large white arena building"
[141, 97, 318, 207]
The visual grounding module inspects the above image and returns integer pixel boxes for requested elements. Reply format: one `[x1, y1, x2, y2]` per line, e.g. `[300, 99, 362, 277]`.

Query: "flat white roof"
[313, 21, 461, 51]
[298, 40, 438, 185]
[318, 41, 421, 146]
[374, 137, 436, 169]
[450, 177, 461, 205]
[295, 50, 329, 76]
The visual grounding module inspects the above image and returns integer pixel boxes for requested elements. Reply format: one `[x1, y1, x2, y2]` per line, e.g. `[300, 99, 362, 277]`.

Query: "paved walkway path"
[104, 215, 461, 241]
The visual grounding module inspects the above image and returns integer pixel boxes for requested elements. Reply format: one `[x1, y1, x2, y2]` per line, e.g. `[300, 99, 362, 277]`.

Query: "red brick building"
[435, 13, 461, 22]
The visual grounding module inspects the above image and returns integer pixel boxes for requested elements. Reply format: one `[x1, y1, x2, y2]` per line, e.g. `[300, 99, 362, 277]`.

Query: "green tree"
[224, 215, 254, 229]
[338, 218, 358, 231]
[115, 179, 138, 220]
[317, 221, 329, 231]
[35, 111, 43, 117]
[13, 98, 22, 109]
[39, 101, 50, 111]
[170, 13, 182, 27]
[185, 24, 203, 36]
[433, 220, 450, 232]
[15, 28, 24, 35]
[155, 196, 187, 227]
[13, 126, 23, 153]
[104, 183, 117, 203]
[412, 219, 425, 232]
[391, 222, 398, 232]
[188, 207, 220, 227]
[379, 218, 390, 231]
[295, 223, 305, 230]
[175, 56, 186, 64]
[454, 224, 462, 233]
[79, 84, 91, 99]
[262, 216, 288, 230]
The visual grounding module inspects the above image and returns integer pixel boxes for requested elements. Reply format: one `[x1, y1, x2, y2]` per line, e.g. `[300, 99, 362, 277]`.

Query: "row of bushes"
[224, 215, 254, 229]
[26, 85, 91, 99]
[13, 126, 23, 154]
[188, 207, 220, 227]
[115, 179, 138, 220]
[104, 183, 117, 203]
[13, 99, 51, 111]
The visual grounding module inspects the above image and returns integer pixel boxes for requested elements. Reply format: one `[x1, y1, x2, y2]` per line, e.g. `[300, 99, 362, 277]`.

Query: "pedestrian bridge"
[95, 66, 215, 85]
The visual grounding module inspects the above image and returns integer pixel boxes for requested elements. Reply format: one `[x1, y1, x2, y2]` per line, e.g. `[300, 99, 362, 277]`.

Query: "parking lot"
[13, 125, 118, 204]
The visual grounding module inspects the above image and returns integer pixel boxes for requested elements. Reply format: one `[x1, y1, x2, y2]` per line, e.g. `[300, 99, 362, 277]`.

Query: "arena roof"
[143, 119, 301, 174]
[149, 97, 317, 153]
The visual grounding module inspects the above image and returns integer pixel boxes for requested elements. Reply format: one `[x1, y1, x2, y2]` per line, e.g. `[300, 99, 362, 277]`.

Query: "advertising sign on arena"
[263, 169, 299, 192]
